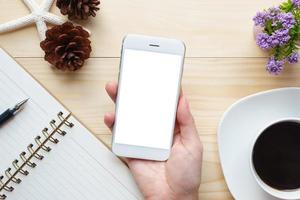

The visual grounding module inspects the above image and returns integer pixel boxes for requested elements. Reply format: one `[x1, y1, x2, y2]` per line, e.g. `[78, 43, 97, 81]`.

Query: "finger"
[172, 133, 181, 145]
[105, 81, 118, 102]
[104, 112, 115, 129]
[173, 88, 182, 135]
[122, 157, 141, 168]
[176, 95, 199, 142]
[174, 121, 180, 134]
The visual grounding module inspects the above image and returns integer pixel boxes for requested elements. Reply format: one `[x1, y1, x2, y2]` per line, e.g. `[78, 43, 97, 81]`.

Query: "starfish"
[0, 0, 66, 40]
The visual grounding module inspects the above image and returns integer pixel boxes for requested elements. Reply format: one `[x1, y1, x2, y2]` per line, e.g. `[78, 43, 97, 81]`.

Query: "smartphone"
[112, 34, 185, 161]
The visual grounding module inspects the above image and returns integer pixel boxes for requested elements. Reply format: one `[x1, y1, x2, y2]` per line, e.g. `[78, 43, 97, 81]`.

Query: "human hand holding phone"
[104, 82, 203, 200]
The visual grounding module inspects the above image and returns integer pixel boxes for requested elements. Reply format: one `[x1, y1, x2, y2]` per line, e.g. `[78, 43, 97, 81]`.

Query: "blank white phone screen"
[114, 49, 183, 149]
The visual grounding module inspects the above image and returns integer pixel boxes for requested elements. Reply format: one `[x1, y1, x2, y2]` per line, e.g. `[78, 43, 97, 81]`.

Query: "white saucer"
[218, 88, 300, 200]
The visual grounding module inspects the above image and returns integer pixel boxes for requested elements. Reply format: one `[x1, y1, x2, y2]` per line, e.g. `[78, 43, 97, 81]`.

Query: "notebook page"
[0, 48, 143, 200]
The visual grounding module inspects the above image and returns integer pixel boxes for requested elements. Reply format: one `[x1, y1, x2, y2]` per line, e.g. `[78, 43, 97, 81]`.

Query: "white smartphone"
[112, 34, 185, 161]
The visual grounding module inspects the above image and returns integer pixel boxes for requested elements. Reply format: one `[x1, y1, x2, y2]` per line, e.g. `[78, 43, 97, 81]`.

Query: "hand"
[104, 81, 203, 200]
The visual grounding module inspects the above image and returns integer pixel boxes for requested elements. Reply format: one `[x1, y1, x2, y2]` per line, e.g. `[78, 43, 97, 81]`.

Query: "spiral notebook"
[0, 48, 143, 200]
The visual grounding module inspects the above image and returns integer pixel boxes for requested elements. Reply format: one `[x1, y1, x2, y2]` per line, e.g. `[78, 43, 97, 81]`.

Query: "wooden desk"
[1, 0, 299, 199]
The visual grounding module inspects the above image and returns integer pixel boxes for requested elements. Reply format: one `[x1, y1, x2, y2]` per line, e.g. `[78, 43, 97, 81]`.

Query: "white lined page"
[0, 48, 143, 200]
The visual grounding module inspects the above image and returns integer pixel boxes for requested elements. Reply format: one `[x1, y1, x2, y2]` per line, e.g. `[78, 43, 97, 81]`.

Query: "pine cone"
[40, 22, 92, 71]
[56, 0, 100, 20]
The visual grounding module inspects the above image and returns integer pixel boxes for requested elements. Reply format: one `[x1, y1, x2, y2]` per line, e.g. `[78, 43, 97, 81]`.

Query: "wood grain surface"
[1, 0, 300, 199]
[0, 0, 283, 57]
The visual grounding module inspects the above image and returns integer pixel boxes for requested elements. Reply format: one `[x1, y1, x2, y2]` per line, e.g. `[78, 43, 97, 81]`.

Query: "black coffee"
[252, 121, 300, 190]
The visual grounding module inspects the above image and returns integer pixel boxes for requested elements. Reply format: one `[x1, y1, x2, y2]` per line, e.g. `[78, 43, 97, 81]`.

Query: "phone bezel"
[112, 34, 186, 161]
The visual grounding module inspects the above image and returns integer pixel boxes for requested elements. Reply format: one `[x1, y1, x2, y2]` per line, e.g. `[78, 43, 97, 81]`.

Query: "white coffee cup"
[249, 118, 300, 200]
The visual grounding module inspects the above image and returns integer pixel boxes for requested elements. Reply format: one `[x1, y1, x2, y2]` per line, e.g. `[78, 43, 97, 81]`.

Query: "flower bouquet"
[253, 0, 300, 74]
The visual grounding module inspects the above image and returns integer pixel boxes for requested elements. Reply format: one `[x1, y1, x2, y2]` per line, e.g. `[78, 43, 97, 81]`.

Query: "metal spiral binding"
[0, 112, 74, 199]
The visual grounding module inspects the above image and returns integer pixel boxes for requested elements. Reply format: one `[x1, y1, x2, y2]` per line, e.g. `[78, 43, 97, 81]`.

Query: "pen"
[0, 99, 29, 126]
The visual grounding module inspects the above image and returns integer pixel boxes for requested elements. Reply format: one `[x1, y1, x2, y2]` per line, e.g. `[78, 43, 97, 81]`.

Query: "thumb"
[176, 95, 199, 143]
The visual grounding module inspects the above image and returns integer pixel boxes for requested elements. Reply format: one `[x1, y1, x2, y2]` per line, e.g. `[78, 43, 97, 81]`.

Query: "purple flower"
[277, 12, 296, 29]
[253, 8, 281, 27]
[256, 29, 290, 50]
[266, 57, 284, 75]
[268, 7, 281, 20]
[253, 11, 268, 26]
[271, 29, 291, 46]
[256, 33, 273, 50]
[293, 0, 300, 7]
[288, 52, 300, 64]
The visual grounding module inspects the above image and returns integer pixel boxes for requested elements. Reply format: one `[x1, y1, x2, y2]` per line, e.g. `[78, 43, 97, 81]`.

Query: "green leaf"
[264, 20, 274, 35]
[280, 0, 294, 12]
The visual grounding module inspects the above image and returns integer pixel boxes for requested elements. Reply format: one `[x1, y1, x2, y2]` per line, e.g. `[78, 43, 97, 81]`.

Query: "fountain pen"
[0, 99, 29, 126]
